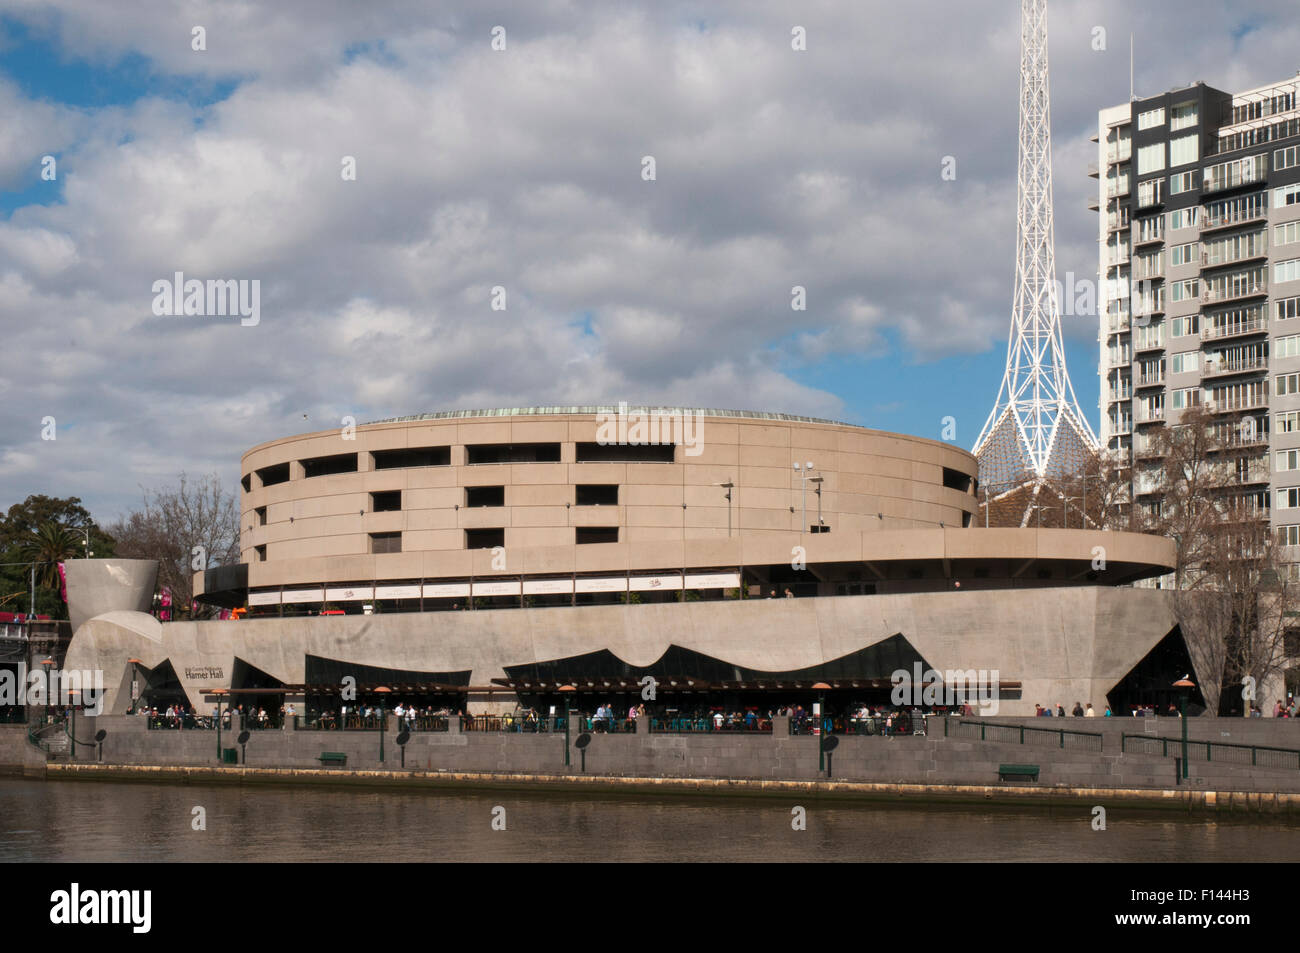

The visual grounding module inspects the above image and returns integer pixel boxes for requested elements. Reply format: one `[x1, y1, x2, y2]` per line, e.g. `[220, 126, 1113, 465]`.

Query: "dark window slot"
[372, 446, 451, 469]
[301, 453, 358, 478]
[576, 484, 619, 506]
[575, 443, 675, 463]
[466, 443, 561, 465]
[576, 526, 619, 545]
[465, 528, 505, 549]
[465, 486, 505, 507]
[370, 532, 402, 554]
[256, 463, 290, 487]
[371, 491, 402, 512]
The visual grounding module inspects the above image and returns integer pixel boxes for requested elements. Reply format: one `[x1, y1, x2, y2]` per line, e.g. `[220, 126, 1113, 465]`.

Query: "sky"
[1, 0, 1298, 523]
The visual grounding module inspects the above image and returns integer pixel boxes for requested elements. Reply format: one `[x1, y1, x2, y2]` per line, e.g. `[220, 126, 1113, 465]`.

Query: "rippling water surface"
[1, 777, 1297, 862]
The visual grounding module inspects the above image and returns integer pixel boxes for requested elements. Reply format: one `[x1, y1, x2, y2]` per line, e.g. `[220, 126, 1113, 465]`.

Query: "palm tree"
[19, 522, 81, 589]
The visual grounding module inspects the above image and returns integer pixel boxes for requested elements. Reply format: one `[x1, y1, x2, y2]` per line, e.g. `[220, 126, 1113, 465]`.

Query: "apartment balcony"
[1200, 206, 1269, 233]
[1107, 145, 1132, 164]
[1201, 355, 1269, 378]
[1201, 277, 1268, 305]
[1107, 313, 1131, 334]
[1088, 195, 1100, 212]
[1107, 179, 1131, 199]
[1206, 394, 1270, 413]
[1110, 420, 1134, 436]
[1135, 373, 1166, 388]
[1132, 230, 1164, 249]
[1108, 351, 1133, 368]
[1135, 406, 1166, 425]
[1089, 163, 1100, 179]
[1203, 159, 1268, 195]
[1132, 337, 1166, 354]
[1133, 481, 1162, 497]
[1107, 212, 1131, 232]
[1233, 464, 1272, 485]
[1200, 315, 1269, 341]
[1202, 242, 1268, 270]
[1134, 443, 1165, 460]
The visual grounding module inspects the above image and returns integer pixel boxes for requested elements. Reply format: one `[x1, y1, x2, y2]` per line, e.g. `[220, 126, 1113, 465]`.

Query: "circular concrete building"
[66, 408, 1189, 720]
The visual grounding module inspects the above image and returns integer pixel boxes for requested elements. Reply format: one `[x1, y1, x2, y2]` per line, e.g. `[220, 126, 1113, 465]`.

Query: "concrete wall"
[59, 714, 1300, 795]
[64, 559, 158, 633]
[64, 586, 1183, 718]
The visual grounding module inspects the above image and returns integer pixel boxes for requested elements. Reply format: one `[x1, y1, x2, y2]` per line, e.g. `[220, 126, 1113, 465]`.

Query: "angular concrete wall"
[64, 586, 1179, 718]
[64, 559, 158, 633]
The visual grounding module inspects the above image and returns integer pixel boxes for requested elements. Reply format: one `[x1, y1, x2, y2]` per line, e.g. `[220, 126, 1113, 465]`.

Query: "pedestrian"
[1072, 702, 1084, 717]
[1084, 703, 1095, 717]
[784, 588, 794, 598]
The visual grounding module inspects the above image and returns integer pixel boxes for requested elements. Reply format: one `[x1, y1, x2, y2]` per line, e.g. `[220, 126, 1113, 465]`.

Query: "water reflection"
[0, 778, 1296, 862]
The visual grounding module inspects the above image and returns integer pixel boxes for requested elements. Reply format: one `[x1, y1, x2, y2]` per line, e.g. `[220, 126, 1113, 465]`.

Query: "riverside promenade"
[6, 714, 1300, 813]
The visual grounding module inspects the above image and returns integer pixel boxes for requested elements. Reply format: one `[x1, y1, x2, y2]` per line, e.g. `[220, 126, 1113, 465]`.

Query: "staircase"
[29, 721, 70, 760]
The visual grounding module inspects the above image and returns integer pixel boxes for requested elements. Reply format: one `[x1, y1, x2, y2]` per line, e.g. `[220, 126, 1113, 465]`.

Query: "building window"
[1169, 242, 1198, 267]
[1170, 351, 1198, 374]
[1277, 450, 1300, 472]
[372, 446, 451, 469]
[465, 486, 505, 507]
[1275, 184, 1300, 208]
[1276, 334, 1300, 359]
[1169, 135, 1198, 168]
[465, 528, 504, 549]
[1279, 296, 1300, 321]
[1138, 107, 1165, 130]
[255, 544, 267, 562]
[1137, 178, 1164, 207]
[370, 532, 402, 554]
[1277, 411, 1300, 433]
[1170, 102, 1197, 131]
[370, 490, 401, 512]
[301, 453, 358, 478]
[465, 443, 561, 464]
[575, 484, 620, 506]
[1278, 488, 1300, 510]
[1276, 222, 1300, 248]
[1276, 145, 1300, 172]
[241, 474, 251, 493]
[1137, 143, 1166, 175]
[1169, 169, 1197, 193]
[255, 506, 267, 526]
[255, 462, 289, 487]
[1281, 526, 1300, 547]
[1276, 373, 1300, 397]
[575, 442, 675, 463]
[1168, 207, 1198, 230]
[1276, 259, 1300, 285]
[576, 527, 619, 545]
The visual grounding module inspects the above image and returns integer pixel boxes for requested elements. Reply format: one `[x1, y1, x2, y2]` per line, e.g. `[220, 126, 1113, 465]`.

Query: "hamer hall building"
[62, 406, 1197, 718]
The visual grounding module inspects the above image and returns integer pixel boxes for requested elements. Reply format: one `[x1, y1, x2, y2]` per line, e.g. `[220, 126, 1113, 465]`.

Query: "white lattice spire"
[973, 0, 1098, 489]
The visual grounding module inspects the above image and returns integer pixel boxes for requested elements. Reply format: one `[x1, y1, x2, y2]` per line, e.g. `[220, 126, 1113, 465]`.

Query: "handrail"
[1120, 733, 1300, 770]
[944, 717, 1104, 751]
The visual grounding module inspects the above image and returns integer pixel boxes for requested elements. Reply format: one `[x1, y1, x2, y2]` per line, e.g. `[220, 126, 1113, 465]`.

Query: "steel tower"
[973, 0, 1098, 491]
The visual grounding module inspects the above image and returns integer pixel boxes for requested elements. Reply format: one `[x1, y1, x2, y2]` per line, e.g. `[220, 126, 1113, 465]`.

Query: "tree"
[0, 494, 116, 617]
[19, 522, 81, 589]
[106, 472, 240, 620]
[1136, 406, 1287, 714]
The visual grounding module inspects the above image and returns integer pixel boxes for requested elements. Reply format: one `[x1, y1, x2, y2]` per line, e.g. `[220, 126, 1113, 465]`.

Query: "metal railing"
[652, 716, 770, 733]
[460, 713, 566, 733]
[943, 717, 1105, 752]
[1120, 733, 1300, 770]
[294, 714, 390, 731]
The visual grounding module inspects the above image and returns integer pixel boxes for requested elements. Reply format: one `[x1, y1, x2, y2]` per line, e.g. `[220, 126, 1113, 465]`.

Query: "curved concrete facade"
[66, 586, 1184, 718]
[234, 408, 981, 592]
[64, 559, 158, 633]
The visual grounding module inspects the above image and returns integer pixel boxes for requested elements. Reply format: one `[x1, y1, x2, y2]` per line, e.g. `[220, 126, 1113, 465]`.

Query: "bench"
[998, 763, 1039, 782]
[318, 752, 348, 766]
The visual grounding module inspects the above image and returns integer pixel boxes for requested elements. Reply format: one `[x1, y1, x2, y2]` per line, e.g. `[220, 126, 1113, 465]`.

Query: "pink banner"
[57, 562, 67, 602]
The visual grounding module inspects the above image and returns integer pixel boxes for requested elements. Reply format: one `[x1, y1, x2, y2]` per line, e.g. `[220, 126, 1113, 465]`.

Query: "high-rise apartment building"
[1095, 75, 1300, 537]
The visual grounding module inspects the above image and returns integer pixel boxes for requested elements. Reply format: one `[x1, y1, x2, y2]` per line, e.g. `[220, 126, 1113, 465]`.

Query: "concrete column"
[772, 714, 790, 738]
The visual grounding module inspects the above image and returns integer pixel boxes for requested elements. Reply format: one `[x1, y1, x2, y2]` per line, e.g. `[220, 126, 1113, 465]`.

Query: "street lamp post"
[374, 686, 391, 764]
[1174, 677, 1195, 781]
[560, 685, 576, 767]
[813, 682, 831, 773]
[718, 482, 734, 537]
[793, 462, 815, 540]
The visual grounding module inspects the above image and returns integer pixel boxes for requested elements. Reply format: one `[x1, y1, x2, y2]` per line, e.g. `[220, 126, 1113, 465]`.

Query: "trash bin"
[221, 748, 238, 764]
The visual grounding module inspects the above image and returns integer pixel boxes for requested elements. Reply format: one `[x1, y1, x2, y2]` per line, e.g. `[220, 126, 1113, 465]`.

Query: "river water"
[2, 777, 1296, 862]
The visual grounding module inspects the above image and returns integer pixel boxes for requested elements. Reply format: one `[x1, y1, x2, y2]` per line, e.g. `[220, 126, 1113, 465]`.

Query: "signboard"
[248, 590, 281, 606]
[575, 576, 627, 593]
[684, 573, 741, 590]
[523, 578, 574, 595]
[472, 580, 521, 597]
[326, 586, 374, 602]
[423, 583, 470, 598]
[282, 588, 325, 604]
[629, 574, 683, 592]
[375, 585, 422, 600]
